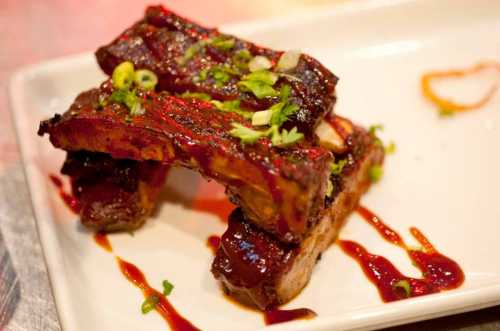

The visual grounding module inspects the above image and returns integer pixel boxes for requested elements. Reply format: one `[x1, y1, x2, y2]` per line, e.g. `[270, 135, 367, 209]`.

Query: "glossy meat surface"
[38, 81, 332, 243]
[212, 125, 385, 309]
[95, 5, 338, 137]
[61, 151, 169, 231]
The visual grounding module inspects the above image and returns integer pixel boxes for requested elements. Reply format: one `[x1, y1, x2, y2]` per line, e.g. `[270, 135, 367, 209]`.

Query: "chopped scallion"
[162, 280, 174, 296]
[277, 50, 301, 72]
[210, 36, 236, 51]
[141, 295, 160, 314]
[229, 123, 268, 144]
[368, 165, 383, 183]
[330, 159, 347, 175]
[248, 55, 272, 72]
[112, 61, 135, 90]
[393, 280, 411, 298]
[252, 109, 273, 126]
[134, 69, 158, 91]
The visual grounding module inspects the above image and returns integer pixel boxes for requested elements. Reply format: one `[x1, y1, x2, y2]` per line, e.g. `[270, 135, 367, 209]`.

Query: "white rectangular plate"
[9, 0, 500, 330]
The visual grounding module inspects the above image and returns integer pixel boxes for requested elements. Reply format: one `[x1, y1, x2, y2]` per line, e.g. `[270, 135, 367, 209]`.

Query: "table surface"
[0, 1, 498, 330]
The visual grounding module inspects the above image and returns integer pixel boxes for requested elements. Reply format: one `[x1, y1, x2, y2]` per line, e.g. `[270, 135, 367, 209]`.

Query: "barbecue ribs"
[39, 81, 332, 243]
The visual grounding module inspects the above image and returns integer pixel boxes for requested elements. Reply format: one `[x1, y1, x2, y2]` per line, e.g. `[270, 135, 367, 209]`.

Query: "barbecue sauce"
[340, 205, 464, 302]
[264, 308, 317, 325]
[49, 174, 80, 213]
[206, 235, 221, 255]
[94, 232, 112, 252]
[117, 258, 200, 331]
[192, 198, 233, 223]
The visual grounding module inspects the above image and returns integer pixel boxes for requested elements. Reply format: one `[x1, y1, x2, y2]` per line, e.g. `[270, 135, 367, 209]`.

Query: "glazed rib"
[61, 151, 169, 231]
[95, 5, 338, 137]
[212, 125, 384, 309]
[38, 81, 332, 243]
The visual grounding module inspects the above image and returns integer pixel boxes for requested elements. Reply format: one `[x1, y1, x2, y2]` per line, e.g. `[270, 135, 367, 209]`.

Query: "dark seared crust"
[211, 125, 384, 309]
[38, 81, 332, 243]
[61, 151, 169, 232]
[95, 5, 338, 137]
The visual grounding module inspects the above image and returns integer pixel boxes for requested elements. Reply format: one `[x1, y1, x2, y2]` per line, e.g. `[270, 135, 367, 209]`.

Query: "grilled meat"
[95, 5, 338, 138]
[61, 151, 169, 231]
[212, 125, 384, 309]
[38, 81, 332, 243]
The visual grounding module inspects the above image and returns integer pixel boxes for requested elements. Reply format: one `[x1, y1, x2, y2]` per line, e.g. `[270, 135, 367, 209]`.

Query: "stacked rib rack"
[38, 6, 383, 310]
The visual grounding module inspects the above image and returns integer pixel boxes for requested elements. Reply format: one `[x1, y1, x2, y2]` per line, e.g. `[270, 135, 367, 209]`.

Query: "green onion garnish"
[210, 36, 236, 51]
[326, 179, 334, 198]
[162, 280, 174, 296]
[211, 100, 253, 119]
[368, 165, 383, 183]
[134, 69, 158, 91]
[277, 50, 301, 72]
[141, 295, 160, 314]
[330, 159, 347, 175]
[248, 55, 272, 72]
[252, 109, 273, 126]
[393, 280, 411, 298]
[180, 91, 212, 101]
[274, 127, 303, 147]
[232, 49, 252, 70]
[385, 141, 396, 154]
[238, 80, 279, 99]
[112, 61, 135, 90]
[229, 123, 269, 144]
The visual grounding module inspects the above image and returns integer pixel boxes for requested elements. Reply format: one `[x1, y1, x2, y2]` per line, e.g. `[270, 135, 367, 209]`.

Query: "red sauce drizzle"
[49, 174, 80, 213]
[339, 205, 464, 302]
[264, 308, 317, 325]
[117, 258, 200, 331]
[94, 232, 113, 252]
[192, 198, 233, 223]
[206, 235, 221, 255]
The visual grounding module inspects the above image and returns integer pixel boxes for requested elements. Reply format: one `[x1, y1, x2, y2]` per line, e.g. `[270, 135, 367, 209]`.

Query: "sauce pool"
[264, 308, 317, 325]
[339, 205, 464, 302]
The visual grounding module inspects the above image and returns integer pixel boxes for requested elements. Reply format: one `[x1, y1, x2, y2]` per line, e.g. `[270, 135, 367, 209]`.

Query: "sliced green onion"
[232, 49, 252, 70]
[330, 159, 347, 175]
[162, 280, 174, 296]
[141, 295, 160, 314]
[178, 40, 208, 66]
[134, 69, 158, 91]
[238, 80, 279, 99]
[211, 100, 253, 119]
[385, 141, 396, 154]
[112, 61, 135, 90]
[368, 165, 383, 183]
[275, 126, 303, 147]
[242, 70, 279, 86]
[248, 56, 272, 72]
[326, 179, 334, 197]
[229, 123, 268, 144]
[129, 102, 145, 116]
[210, 36, 236, 51]
[180, 91, 212, 101]
[393, 280, 411, 298]
[277, 50, 301, 72]
[252, 109, 273, 126]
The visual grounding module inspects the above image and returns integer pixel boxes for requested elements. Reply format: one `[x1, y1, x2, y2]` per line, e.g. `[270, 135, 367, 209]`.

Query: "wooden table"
[0, 1, 498, 330]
